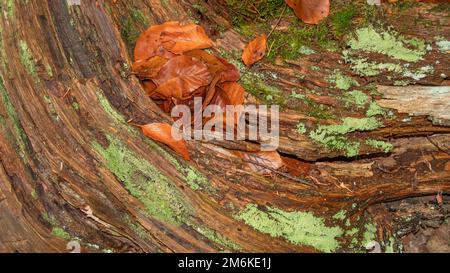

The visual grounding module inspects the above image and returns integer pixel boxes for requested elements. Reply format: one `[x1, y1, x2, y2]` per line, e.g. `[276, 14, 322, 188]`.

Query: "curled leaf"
[161, 23, 214, 54]
[242, 34, 267, 67]
[285, 0, 330, 25]
[134, 21, 179, 62]
[152, 55, 212, 99]
[142, 123, 190, 160]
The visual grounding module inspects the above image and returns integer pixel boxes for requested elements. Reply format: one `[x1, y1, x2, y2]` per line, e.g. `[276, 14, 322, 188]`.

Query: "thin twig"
[267, 3, 287, 40]
[127, 119, 143, 129]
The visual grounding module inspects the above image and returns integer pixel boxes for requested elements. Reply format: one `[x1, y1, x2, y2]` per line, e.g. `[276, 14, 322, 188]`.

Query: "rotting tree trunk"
[0, 0, 449, 253]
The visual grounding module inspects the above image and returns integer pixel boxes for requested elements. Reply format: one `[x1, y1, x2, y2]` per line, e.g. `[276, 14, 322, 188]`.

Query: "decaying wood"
[0, 0, 448, 253]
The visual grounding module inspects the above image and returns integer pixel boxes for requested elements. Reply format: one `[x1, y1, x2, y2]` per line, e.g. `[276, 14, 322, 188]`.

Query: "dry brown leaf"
[285, 0, 330, 25]
[184, 50, 240, 82]
[132, 56, 168, 79]
[134, 21, 179, 62]
[152, 55, 212, 99]
[242, 34, 267, 67]
[436, 191, 443, 206]
[161, 23, 214, 54]
[142, 123, 190, 160]
[219, 82, 245, 106]
[238, 151, 284, 175]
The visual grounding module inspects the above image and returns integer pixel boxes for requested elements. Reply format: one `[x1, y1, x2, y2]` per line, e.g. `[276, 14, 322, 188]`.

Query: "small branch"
[267, 3, 287, 40]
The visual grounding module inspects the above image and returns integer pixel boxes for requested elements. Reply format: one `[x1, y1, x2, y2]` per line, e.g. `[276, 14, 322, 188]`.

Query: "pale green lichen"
[236, 204, 343, 252]
[18, 40, 37, 77]
[403, 65, 434, 80]
[297, 122, 307, 134]
[366, 101, 387, 117]
[365, 139, 394, 153]
[436, 37, 450, 53]
[330, 71, 359, 90]
[348, 26, 427, 62]
[192, 225, 241, 251]
[343, 90, 369, 108]
[333, 210, 347, 221]
[93, 134, 194, 225]
[309, 117, 382, 157]
[343, 56, 403, 77]
[362, 222, 377, 248]
[51, 227, 71, 240]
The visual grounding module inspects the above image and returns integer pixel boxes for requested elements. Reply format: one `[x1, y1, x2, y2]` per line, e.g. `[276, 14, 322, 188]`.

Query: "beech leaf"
[134, 21, 179, 62]
[242, 34, 267, 67]
[161, 23, 214, 54]
[142, 123, 190, 160]
[152, 55, 212, 99]
[285, 0, 330, 25]
[132, 56, 168, 79]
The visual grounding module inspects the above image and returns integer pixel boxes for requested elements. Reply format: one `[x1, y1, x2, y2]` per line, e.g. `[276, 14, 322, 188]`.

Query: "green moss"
[343, 90, 368, 108]
[268, 22, 337, 60]
[331, 5, 356, 36]
[93, 134, 194, 225]
[192, 2, 207, 14]
[241, 75, 285, 105]
[236, 204, 343, 252]
[72, 102, 80, 110]
[309, 117, 382, 157]
[45, 64, 53, 77]
[0, 76, 30, 161]
[366, 139, 393, 153]
[330, 71, 359, 90]
[6, 0, 14, 19]
[52, 227, 71, 240]
[123, 215, 148, 239]
[119, 9, 149, 49]
[31, 190, 38, 200]
[18, 40, 37, 77]
[348, 26, 427, 62]
[0, 24, 7, 70]
[290, 91, 334, 120]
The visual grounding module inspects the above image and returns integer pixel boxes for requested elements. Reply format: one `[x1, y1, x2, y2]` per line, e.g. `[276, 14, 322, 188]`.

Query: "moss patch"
[18, 40, 37, 77]
[236, 204, 343, 253]
[0, 76, 30, 161]
[93, 134, 194, 226]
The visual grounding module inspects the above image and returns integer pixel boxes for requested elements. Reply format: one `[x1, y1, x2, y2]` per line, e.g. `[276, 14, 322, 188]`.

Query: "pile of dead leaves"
[132, 21, 284, 175]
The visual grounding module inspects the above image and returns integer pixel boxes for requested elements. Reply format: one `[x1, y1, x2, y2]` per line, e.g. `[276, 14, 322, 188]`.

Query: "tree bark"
[0, 0, 448, 253]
